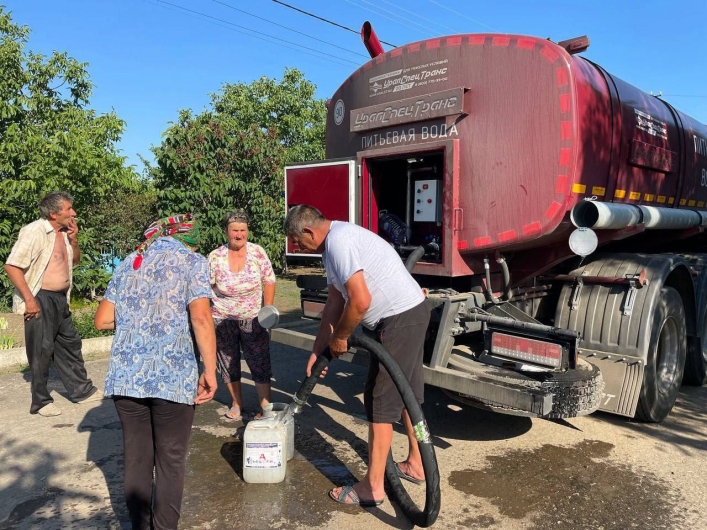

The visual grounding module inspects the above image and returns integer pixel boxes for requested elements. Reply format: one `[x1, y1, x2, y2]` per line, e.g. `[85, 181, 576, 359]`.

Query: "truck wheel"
[635, 287, 686, 423]
[444, 355, 604, 419]
[682, 311, 707, 386]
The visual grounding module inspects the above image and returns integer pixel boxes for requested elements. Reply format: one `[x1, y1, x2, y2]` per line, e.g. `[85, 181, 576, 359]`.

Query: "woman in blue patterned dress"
[94, 214, 217, 530]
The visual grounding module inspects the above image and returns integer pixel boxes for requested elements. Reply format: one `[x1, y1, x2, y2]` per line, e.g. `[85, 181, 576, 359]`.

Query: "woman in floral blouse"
[208, 209, 276, 420]
[94, 213, 217, 529]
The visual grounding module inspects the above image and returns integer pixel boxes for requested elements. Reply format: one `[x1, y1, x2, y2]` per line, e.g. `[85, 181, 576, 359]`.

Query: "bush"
[71, 305, 112, 339]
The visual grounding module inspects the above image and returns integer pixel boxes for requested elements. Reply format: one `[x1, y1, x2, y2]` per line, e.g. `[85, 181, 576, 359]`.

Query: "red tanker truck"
[273, 24, 707, 423]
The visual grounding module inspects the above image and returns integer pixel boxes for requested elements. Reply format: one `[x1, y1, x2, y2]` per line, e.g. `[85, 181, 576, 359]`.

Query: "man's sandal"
[394, 462, 425, 485]
[328, 485, 384, 507]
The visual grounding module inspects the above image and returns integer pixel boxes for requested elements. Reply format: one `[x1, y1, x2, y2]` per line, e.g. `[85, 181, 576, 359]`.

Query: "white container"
[242, 416, 287, 484]
[263, 402, 295, 461]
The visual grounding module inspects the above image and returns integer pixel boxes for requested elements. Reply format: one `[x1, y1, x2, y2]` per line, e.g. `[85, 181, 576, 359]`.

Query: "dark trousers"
[113, 396, 196, 530]
[25, 289, 93, 413]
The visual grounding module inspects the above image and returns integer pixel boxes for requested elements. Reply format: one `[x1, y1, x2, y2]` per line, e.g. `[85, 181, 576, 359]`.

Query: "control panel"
[413, 179, 440, 223]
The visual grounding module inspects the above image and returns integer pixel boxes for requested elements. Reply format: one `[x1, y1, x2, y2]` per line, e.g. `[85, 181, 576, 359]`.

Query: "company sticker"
[334, 99, 345, 126]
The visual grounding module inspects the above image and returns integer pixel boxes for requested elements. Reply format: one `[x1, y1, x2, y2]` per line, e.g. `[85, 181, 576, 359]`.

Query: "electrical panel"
[414, 180, 441, 222]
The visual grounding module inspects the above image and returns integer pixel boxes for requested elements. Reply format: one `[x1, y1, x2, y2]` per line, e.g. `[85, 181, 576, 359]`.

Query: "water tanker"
[275, 25, 707, 423]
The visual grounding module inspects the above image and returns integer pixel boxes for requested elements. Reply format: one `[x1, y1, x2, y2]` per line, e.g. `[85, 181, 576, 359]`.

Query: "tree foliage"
[0, 7, 145, 304]
[153, 111, 286, 268]
[152, 68, 327, 269]
[212, 68, 326, 164]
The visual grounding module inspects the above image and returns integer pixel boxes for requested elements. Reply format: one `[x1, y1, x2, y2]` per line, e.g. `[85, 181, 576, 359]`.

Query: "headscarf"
[133, 213, 201, 270]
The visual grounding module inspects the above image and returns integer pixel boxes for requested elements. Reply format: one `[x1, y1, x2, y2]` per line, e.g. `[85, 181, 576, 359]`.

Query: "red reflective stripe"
[352, 69, 361, 79]
[474, 236, 492, 247]
[559, 94, 571, 113]
[457, 240, 468, 250]
[425, 39, 441, 49]
[343, 78, 350, 88]
[544, 201, 562, 219]
[561, 121, 572, 140]
[375, 53, 386, 64]
[522, 222, 542, 235]
[559, 148, 571, 166]
[407, 43, 421, 52]
[363, 61, 373, 71]
[468, 35, 486, 46]
[541, 46, 559, 63]
[446, 36, 462, 47]
[555, 175, 569, 194]
[556, 67, 569, 86]
[391, 47, 403, 58]
[516, 38, 535, 50]
[492, 36, 510, 47]
[498, 229, 517, 242]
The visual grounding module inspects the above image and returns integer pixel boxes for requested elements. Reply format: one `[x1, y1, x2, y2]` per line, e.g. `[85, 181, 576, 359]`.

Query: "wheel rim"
[655, 316, 680, 396]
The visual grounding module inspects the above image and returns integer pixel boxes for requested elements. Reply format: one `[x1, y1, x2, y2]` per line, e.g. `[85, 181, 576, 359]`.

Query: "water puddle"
[449, 439, 683, 529]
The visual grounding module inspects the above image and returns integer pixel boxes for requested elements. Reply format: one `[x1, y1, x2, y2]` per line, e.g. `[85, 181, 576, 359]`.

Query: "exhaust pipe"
[571, 201, 707, 230]
[361, 21, 384, 58]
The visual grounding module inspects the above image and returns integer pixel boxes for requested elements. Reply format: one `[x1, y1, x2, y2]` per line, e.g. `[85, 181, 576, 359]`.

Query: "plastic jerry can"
[263, 402, 295, 461]
[242, 416, 287, 484]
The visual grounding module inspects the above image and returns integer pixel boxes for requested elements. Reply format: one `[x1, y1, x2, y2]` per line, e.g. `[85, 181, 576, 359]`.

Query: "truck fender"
[554, 253, 694, 420]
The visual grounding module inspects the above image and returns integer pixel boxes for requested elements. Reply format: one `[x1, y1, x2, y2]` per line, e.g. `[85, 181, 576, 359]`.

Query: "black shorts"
[364, 300, 430, 424]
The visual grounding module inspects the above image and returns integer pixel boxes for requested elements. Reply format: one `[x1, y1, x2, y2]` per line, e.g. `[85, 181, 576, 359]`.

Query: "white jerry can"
[242, 415, 287, 484]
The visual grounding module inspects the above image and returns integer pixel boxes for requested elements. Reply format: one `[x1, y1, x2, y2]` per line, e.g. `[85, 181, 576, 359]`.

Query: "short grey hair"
[223, 209, 250, 230]
[284, 204, 326, 237]
[39, 191, 74, 220]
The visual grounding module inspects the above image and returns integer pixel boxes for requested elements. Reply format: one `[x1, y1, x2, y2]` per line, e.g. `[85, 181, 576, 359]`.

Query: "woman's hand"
[195, 371, 217, 404]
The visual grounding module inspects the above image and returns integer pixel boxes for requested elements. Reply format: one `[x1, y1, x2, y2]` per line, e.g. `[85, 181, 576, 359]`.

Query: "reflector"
[491, 332, 562, 368]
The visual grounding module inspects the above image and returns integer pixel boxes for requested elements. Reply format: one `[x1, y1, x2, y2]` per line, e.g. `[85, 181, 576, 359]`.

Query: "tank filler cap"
[569, 228, 598, 257]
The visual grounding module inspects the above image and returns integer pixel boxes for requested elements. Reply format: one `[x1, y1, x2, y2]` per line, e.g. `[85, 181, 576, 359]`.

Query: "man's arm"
[306, 285, 346, 377]
[188, 297, 218, 404]
[330, 270, 371, 357]
[4, 264, 40, 320]
[66, 219, 80, 266]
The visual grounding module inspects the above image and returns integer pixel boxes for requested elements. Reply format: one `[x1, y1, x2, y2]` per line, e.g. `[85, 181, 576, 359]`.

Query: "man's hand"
[306, 352, 328, 378]
[195, 371, 217, 404]
[66, 218, 78, 240]
[24, 297, 40, 321]
[329, 335, 349, 358]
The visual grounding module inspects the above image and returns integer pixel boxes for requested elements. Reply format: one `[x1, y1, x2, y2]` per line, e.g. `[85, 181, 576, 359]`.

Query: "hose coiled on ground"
[292, 334, 441, 527]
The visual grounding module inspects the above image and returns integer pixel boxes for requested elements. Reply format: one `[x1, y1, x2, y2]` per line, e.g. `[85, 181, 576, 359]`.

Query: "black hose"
[404, 246, 426, 273]
[403, 243, 440, 273]
[293, 335, 441, 527]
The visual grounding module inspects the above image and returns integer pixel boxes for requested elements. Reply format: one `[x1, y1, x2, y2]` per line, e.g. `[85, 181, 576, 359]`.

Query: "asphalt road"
[1, 341, 706, 529]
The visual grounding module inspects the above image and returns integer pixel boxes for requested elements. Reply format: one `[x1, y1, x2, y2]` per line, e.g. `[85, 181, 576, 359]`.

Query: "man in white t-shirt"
[285, 204, 430, 508]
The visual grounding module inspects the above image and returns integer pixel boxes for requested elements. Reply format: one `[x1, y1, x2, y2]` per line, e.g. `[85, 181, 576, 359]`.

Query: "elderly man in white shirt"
[4, 191, 101, 417]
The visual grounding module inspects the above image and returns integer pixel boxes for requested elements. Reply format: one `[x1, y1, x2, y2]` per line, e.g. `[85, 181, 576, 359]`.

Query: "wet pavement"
[1, 341, 706, 529]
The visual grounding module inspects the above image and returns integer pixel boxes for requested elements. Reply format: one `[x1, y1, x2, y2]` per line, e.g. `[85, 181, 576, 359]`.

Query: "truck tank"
[322, 33, 707, 280]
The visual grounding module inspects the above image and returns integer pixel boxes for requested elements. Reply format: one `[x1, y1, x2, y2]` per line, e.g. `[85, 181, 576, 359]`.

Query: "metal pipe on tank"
[571, 200, 707, 230]
[570, 201, 642, 229]
[361, 22, 384, 58]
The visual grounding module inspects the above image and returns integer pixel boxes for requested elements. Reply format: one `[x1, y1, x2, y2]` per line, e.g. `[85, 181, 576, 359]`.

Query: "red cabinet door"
[285, 159, 356, 256]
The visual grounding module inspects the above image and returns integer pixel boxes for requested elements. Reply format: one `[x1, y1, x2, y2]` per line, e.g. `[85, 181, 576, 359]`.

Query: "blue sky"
[5, 0, 706, 170]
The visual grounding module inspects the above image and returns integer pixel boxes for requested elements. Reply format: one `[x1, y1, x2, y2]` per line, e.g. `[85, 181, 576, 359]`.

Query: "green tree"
[212, 68, 326, 164]
[0, 7, 143, 304]
[152, 68, 327, 268]
[153, 111, 286, 268]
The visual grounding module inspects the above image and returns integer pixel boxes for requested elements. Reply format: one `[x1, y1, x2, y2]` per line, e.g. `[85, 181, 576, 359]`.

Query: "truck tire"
[683, 307, 707, 386]
[444, 354, 604, 419]
[635, 287, 687, 422]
